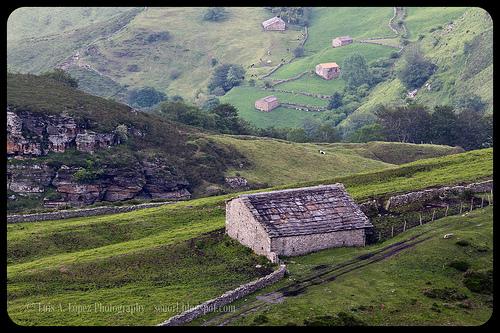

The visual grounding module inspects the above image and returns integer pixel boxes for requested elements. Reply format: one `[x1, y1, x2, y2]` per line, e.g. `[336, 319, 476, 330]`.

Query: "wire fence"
[368, 192, 492, 243]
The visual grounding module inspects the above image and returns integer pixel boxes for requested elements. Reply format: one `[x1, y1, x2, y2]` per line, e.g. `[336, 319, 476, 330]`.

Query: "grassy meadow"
[210, 135, 464, 186]
[7, 148, 492, 325]
[194, 206, 493, 326]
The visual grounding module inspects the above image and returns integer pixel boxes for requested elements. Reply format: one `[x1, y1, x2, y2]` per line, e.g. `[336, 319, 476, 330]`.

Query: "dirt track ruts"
[201, 225, 448, 326]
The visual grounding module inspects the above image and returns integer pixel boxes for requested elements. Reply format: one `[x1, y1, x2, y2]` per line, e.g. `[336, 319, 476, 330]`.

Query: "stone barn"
[332, 36, 353, 48]
[262, 16, 286, 31]
[225, 184, 373, 263]
[255, 95, 280, 112]
[315, 62, 341, 80]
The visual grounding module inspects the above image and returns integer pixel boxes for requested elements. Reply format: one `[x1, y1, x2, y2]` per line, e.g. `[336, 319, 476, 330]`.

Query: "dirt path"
[201, 227, 442, 326]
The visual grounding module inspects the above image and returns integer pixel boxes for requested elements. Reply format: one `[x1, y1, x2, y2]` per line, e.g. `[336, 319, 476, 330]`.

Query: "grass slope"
[195, 206, 493, 326]
[340, 7, 492, 133]
[210, 135, 464, 186]
[7, 148, 492, 325]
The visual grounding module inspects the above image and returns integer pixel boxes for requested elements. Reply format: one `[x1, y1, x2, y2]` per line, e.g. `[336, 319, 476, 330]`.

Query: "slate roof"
[335, 36, 353, 41]
[317, 62, 339, 69]
[235, 184, 373, 238]
[258, 95, 278, 103]
[262, 16, 285, 28]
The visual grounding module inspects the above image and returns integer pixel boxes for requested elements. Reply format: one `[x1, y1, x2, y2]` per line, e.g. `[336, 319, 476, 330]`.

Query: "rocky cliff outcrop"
[7, 111, 118, 156]
[7, 110, 192, 208]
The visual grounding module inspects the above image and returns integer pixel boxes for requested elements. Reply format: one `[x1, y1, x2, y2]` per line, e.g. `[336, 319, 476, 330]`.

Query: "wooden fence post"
[460, 202, 463, 214]
[391, 226, 394, 238]
[481, 197, 484, 208]
[470, 198, 474, 212]
[445, 205, 449, 217]
[403, 220, 406, 232]
[419, 213, 422, 225]
[431, 209, 436, 222]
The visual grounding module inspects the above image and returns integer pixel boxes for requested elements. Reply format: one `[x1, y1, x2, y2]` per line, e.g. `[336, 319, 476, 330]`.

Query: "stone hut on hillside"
[255, 95, 280, 112]
[262, 16, 286, 31]
[225, 184, 373, 263]
[332, 36, 353, 47]
[315, 62, 341, 80]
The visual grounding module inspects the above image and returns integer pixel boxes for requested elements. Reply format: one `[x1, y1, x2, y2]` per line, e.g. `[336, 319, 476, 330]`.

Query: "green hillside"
[7, 148, 492, 325]
[340, 7, 492, 134]
[210, 135, 464, 186]
[7, 7, 492, 134]
[195, 206, 493, 326]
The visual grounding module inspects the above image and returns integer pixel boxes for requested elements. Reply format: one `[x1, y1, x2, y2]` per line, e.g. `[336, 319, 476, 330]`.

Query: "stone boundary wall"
[7, 201, 174, 223]
[357, 180, 493, 215]
[268, 88, 331, 100]
[280, 102, 327, 112]
[271, 70, 309, 86]
[384, 180, 493, 211]
[158, 264, 287, 326]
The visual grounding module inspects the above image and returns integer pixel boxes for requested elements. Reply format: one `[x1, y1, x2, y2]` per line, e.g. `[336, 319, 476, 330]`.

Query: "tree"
[429, 105, 459, 145]
[293, 47, 305, 58]
[40, 69, 78, 88]
[208, 64, 245, 94]
[341, 53, 372, 88]
[327, 92, 343, 110]
[453, 93, 486, 114]
[374, 104, 432, 143]
[203, 7, 228, 22]
[348, 123, 385, 143]
[454, 109, 492, 150]
[397, 45, 437, 89]
[115, 124, 129, 143]
[128, 87, 167, 108]
[201, 97, 220, 111]
[286, 128, 308, 142]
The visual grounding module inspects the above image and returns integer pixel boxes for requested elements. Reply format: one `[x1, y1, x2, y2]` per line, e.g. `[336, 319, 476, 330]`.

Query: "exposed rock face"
[7, 111, 117, 156]
[384, 180, 493, 211]
[7, 163, 55, 194]
[7, 110, 192, 208]
[75, 131, 116, 153]
[142, 158, 191, 200]
[7, 159, 192, 207]
[225, 176, 248, 189]
[51, 165, 106, 205]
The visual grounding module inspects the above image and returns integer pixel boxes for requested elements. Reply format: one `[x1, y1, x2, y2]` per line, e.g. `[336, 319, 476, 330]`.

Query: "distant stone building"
[262, 16, 286, 31]
[225, 184, 373, 263]
[332, 36, 353, 47]
[315, 62, 340, 80]
[255, 95, 280, 112]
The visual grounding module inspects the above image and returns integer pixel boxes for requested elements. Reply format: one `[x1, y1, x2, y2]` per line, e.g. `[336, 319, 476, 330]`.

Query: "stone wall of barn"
[270, 228, 366, 257]
[225, 198, 276, 262]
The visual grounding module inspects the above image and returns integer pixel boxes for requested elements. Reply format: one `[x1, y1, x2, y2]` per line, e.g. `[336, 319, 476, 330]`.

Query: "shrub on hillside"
[128, 86, 167, 108]
[145, 31, 171, 43]
[455, 239, 470, 247]
[127, 64, 140, 72]
[448, 260, 471, 272]
[40, 69, 78, 88]
[423, 287, 468, 301]
[303, 312, 366, 326]
[293, 46, 305, 58]
[169, 69, 181, 80]
[203, 7, 228, 22]
[397, 45, 437, 89]
[327, 92, 343, 110]
[208, 64, 245, 94]
[463, 270, 493, 294]
[341, 53, 372, 88]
